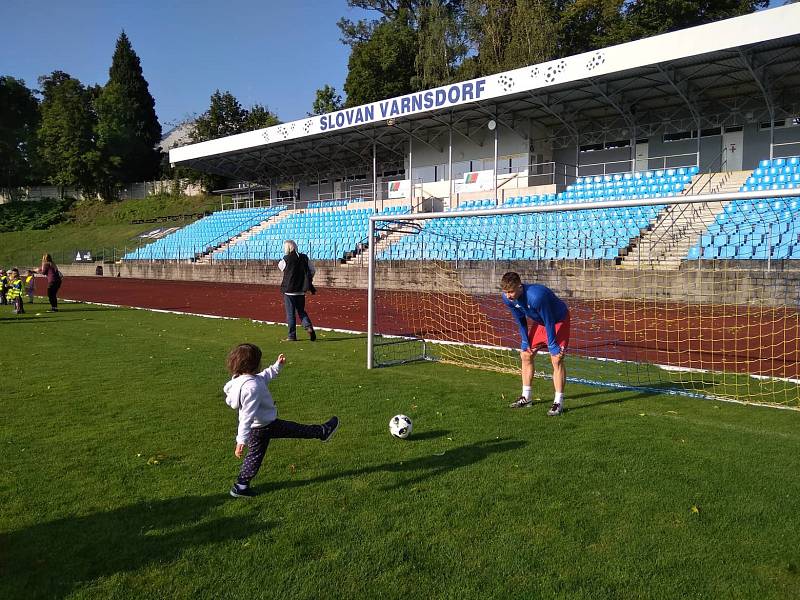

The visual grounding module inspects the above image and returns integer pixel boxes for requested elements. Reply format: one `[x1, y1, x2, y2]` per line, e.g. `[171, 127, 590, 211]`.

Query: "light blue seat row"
[686, 155, 800, 259]
[124, 206, 285, 260]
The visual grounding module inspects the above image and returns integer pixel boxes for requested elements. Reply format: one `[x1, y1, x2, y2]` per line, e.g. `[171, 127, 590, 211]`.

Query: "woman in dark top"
[39, 253, 62, 312]
[278, 240, 316, 341]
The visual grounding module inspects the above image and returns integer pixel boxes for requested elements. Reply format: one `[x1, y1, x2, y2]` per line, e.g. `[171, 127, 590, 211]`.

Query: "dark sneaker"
[305, 326, 317, 341]
[320, 416, 339, 442]
[509, 396, 533, 409]
[547, 402, 563, 416]
[285, 336, 297, 342]
[229, 483, 256, 498]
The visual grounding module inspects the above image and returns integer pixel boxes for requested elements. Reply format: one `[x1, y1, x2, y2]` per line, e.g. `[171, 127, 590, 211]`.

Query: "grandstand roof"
[170, 4, 800, 183]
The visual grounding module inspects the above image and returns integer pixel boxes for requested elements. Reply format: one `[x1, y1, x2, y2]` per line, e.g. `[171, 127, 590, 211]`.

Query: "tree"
[616, 0, 768, 44]
[462, 0, 561, 75]
[310, 85, 344, 115]
[95, 31, 161, 188]
[245, 104, 281, 130]
[337, 0, 422, 47]
[343, 15, 418, 106]
[504, 0, 558, 69]
[37, 71, 98, 194]
[186, 91, 280, 190]
[0, 76, 40, 193]
[414, 0, 467, 89]
[191, 90, 248, 142]
[553, 0, 624, 56]
[462, 0, 515, 76]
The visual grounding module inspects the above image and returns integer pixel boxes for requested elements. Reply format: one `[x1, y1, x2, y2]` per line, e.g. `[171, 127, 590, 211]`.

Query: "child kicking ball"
[224, 343, 339, 498]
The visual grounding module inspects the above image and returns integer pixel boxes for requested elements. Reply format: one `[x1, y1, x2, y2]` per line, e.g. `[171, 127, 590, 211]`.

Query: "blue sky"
[0, 0, 369, 130]
[1, 1, 786, 132]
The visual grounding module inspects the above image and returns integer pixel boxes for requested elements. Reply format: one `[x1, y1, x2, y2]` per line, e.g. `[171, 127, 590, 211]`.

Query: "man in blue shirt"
[500, 272, 570, 415]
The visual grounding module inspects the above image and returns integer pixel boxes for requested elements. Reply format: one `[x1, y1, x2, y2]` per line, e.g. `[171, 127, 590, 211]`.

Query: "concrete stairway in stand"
[620, 170, 751, 269]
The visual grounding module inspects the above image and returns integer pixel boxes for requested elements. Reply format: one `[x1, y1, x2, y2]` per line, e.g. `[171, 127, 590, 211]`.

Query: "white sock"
[522, 386, 532, 400]
[554, 392, 564, 404]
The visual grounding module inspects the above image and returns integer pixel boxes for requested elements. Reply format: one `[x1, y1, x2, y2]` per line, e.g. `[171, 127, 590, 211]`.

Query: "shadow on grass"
[0, 493, 272, 600]
[0, 316, 90, 324]
[53, 306, 116, 313]
[564, 389, 654, 412]
[406, 429, 450, 441]
[566, 378, 729, 412]
[259, 438, 525, 494]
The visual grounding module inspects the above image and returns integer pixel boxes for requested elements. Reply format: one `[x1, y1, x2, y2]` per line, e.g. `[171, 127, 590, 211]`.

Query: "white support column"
[493, 117, 499, 205]
[373, 140, 377, 212]
[448, 126, 453, 208]
[408, 134, 413, 207]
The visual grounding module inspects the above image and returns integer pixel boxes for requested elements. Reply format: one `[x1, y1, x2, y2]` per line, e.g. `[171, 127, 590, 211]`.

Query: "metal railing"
[771, 142, 800, 159]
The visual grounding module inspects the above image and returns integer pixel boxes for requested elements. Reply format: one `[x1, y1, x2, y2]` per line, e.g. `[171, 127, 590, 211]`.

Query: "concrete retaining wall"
[62, 259, 800, 308]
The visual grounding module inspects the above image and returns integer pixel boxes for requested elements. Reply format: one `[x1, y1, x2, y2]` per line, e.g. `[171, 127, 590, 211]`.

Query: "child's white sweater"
[224, 360, 283, 444]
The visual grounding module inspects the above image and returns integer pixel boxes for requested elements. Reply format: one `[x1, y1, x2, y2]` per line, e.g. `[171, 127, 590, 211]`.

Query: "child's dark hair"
[226, 343, 262, 376]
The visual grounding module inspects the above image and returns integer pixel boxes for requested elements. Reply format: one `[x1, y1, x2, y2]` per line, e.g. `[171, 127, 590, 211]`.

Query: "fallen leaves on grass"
[147, 454, 168, 465]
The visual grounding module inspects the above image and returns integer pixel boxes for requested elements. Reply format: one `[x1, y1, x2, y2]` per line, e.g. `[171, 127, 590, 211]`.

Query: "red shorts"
[528, 310, 570, 354]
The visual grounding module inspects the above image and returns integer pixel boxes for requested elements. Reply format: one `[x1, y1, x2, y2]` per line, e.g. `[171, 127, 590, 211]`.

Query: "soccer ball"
[389, 414, 413, 439]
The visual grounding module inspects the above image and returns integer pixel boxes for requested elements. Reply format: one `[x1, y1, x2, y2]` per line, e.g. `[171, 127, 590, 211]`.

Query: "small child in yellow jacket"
[7, 268, 25, 314]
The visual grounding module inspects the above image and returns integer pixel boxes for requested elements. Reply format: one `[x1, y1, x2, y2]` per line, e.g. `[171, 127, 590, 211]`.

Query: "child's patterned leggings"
[237, 419, 323, 485]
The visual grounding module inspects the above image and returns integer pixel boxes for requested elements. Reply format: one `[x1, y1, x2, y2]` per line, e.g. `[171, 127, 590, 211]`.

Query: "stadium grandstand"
[125, 4, 800, 407]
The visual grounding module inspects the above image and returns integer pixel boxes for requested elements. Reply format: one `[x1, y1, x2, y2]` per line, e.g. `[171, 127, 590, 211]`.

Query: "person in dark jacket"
[278, 240, 317, 341]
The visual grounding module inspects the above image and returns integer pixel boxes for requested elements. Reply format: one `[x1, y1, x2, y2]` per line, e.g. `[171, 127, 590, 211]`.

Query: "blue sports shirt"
[502, 283, 568, 355]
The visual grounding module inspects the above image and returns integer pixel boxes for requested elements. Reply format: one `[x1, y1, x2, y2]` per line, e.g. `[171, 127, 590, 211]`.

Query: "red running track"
[59, 276, 369, 331]
[59, 276, 800, 377]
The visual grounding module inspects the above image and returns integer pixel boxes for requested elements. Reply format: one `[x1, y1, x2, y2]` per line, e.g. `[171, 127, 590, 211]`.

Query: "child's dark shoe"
[320, 416, 339, 442]
[229, 483, 257, 498]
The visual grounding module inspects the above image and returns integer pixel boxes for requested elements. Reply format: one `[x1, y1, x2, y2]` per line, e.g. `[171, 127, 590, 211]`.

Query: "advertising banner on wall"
[458, 170, 495, 193]
[387, 180, 410, 199]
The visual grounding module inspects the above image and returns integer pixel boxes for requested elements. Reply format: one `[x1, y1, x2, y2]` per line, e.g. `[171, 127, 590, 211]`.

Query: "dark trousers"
[13, 298, 24, 314]
[237, 419, 323, 485]
[284, 294, 312, 339]
[47, 280, 61, 309]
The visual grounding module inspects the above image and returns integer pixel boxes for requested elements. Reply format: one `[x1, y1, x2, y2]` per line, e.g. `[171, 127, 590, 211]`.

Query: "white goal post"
[366, 188, 800, 408]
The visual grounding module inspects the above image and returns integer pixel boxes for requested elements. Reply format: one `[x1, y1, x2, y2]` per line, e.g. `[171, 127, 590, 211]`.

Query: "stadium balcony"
[123, 206, 285, 261]
[378, 167, 697, 262]
[687, 158, 800, 262]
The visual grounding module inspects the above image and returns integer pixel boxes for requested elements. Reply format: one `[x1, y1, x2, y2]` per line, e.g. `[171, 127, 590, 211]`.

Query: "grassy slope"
[2, 304, 799, 599]
[0, 195, 220, 267]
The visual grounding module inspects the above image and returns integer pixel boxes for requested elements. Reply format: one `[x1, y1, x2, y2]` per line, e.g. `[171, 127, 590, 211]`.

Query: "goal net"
[367, 189, 800, 408]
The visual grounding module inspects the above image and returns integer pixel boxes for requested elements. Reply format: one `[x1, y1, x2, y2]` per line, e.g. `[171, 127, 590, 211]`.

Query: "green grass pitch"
[2, 303, 800, 599]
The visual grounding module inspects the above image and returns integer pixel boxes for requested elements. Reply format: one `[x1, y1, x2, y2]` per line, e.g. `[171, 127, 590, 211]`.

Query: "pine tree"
[95, 31, 161, 189]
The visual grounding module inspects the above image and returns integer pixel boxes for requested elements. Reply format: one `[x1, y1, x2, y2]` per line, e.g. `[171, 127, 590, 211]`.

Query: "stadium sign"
[319, 80, 487, 132]
[73, 250, 93, 262]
